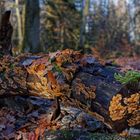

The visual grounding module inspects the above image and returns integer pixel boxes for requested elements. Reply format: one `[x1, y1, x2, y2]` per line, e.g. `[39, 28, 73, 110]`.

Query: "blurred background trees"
[41, 0, 81, 52]
[1, 0, 140, 57]
[0, 1, 5, 24]
[23, 0, 40, 53]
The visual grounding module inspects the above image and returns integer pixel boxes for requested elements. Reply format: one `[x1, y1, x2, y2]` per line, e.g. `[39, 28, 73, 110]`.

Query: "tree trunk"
[23, 0, 40, 53]
[15, 0, 23, 53]
[0, 49, 139, 134]
[0, 11, 13, 55]
[0, 1, 5, 24]
[79, 0, 89, 50]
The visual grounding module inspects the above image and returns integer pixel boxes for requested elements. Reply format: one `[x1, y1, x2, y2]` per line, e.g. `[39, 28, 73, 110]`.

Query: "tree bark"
[0, 1, 5, 24]
[79, 0, 89, 50]
[15, 0, 23, 52]
[23, 0, 40, 53]
[0, 11, 13, 55]
[0, 49, 139, 134]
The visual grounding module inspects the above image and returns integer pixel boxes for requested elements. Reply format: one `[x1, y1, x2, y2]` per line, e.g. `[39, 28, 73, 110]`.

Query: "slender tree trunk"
[0, 0, 5, 24]
[15, 0, 23, 53]
[60, 24, 64, 50]
[23, 0, 40, 53]
[79, 0, 89, 50]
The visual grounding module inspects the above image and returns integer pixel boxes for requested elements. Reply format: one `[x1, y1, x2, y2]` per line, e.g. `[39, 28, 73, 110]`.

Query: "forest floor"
[111, 56, 140, 71]
[0, 55, 140, 140]
[0, 97, 127, 140]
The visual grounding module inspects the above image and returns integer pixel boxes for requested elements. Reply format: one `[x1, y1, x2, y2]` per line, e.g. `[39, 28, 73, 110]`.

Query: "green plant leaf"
[114, 71, 140, 85]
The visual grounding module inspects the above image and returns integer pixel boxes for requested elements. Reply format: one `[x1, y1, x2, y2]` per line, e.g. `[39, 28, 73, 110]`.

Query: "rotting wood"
[0, 49, 139, 134]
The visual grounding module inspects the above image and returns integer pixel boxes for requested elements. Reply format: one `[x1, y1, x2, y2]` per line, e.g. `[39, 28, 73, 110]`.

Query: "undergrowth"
[114, 70, 140, 84]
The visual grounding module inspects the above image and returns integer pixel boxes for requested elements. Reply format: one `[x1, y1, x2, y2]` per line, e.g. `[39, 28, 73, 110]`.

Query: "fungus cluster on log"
[109, 93, 140, 127]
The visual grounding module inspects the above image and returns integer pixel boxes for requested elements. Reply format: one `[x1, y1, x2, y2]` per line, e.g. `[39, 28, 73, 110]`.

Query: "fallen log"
[0, 49, 139, 135]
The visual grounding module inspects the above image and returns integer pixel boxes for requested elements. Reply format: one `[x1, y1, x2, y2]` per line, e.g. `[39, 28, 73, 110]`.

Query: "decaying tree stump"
[0, 49, 139, 135]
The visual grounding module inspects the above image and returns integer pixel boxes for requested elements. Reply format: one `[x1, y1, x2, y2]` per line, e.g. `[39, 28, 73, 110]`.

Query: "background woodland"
[0, 0, 140, 58]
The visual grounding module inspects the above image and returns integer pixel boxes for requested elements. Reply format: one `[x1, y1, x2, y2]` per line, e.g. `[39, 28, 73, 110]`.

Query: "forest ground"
[113, 56, 140, 71]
